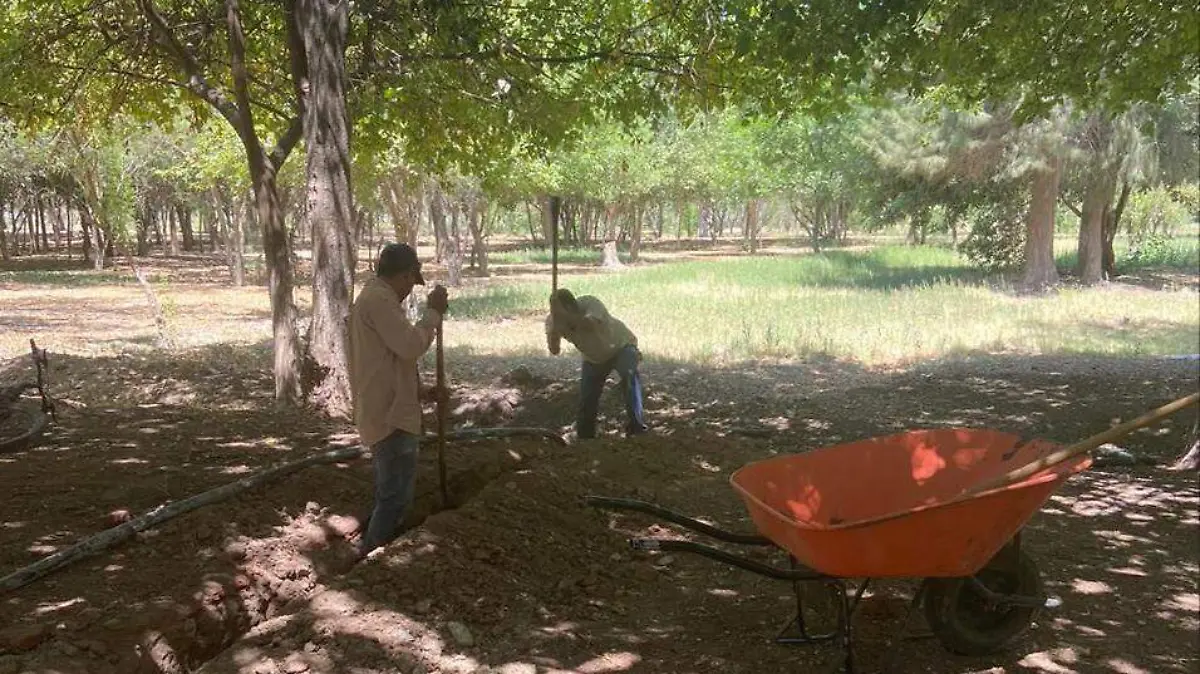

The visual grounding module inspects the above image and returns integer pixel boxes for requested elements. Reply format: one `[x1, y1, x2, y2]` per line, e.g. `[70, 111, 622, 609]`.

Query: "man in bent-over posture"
[546, 287, 648, 439]
[348, 243, 448, 558]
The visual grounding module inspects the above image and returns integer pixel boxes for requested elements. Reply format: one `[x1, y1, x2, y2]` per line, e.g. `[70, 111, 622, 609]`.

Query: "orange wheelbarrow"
[585, 393, 1198, 672]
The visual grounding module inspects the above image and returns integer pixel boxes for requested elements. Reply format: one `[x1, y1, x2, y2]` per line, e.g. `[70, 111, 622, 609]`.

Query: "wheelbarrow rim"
[727, 436, 1091, 534]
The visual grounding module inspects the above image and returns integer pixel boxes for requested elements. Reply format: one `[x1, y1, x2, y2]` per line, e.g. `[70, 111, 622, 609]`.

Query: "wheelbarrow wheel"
[924, 549, 1043, 656]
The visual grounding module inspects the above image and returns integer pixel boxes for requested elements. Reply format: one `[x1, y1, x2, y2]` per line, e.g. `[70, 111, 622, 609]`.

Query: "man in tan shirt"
[546, 288, 648, 439]
[348, 243, 448, 558]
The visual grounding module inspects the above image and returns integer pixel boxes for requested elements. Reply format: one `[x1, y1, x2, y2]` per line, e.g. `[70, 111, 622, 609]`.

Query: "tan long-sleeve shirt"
[348, 277, 441, 446]
[545, 295, 638, 364]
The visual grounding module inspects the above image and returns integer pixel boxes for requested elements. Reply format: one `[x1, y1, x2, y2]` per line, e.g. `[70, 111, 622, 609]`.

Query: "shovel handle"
[436, 314, 448, 507]
[965, 392, 1199, 497]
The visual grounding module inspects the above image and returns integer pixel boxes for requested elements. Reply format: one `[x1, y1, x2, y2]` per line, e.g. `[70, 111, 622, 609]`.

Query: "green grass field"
[446, 245, 1200, 366]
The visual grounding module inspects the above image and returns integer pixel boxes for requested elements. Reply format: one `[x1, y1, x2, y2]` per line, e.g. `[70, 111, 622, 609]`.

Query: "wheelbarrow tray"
[730, 429, 1092, 579]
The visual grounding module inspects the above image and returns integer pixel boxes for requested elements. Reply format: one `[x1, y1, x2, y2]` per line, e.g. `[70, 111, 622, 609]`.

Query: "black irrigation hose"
[582, 495, 773, 546]
[629, 537, 830, 582]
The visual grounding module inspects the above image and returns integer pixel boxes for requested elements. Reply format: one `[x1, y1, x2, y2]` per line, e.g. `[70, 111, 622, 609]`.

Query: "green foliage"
[1056, 234, 1199, 272]
[1126, 187, 1195, 241]
[883, 1, 1200, 120]
[959, 200, 1027, 271]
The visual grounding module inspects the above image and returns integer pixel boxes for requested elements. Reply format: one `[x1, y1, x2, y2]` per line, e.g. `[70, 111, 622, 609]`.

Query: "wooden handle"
[550, 196, 560, 294]
[436, 315, 448, 507]
[966, 392, 1199, 497]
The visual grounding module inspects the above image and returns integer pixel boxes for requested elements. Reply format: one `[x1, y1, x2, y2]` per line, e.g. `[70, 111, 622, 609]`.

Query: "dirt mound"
[194, 433, 795, 674]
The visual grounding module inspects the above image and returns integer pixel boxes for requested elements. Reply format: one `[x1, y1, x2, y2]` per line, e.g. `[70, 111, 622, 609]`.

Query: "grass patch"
[445, 246, 1200, 365]
[0, 269, 142, 287]
[489, 246, 608, 266]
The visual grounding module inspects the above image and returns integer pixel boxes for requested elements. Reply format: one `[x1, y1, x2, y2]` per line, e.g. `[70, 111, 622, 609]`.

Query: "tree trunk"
[1102, 182, 1130, 279]
[0, 201, 7, 262]
[541, 196, 555, 243]
[467, 197, 489, 277]
[296, 0, 355, 419]
[1078, 169, 1115, 285]
[430, 184, 449, 263]
[601, 203, 623, 268]
[167, 205, 180, 256]
[136, 204, 151, 257]
[446, 201, 464, 286]
[254, 167, 302, 405]
[698, 200, 713, 240]
[152, 207, 163, 248]
[629, 204, 644, 263]
[746, 199, 760, 254]
[65, 205, 72, 259]
[38, 198, 49, 252]
[1022, 155, 1062, 289]
[179, 205, 195, 251]
[79, 207, 93, 264]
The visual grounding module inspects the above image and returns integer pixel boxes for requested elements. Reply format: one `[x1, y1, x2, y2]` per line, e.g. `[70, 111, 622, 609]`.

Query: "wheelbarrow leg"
[838, 578, 870, 674]
[775, 567, 870, 674]
[776, 558, 853, 645]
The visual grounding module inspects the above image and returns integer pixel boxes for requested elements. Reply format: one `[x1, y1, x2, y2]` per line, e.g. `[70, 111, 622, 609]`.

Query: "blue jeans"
[578, 345, 647, 439]
[359, 430, 419, 554]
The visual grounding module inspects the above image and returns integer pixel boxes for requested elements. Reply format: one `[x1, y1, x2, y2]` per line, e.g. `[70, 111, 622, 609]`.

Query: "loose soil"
[1, 346, 1196, 674]
[1, 250, 1197, 674]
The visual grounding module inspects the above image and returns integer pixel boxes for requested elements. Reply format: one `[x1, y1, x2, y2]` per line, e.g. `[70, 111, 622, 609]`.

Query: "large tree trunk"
[1077, 174, 1111, 285]
[254, 166, 302, 405]
[297, 0, 354, 419]
[1022, 155, 1062, 289]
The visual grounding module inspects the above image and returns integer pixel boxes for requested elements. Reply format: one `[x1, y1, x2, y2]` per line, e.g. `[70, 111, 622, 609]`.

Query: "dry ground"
[0, 250, 1197, 674]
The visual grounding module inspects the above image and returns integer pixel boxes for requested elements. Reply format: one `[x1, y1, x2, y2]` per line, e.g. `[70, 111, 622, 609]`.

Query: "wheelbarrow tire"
[924, 549, 1043, 656]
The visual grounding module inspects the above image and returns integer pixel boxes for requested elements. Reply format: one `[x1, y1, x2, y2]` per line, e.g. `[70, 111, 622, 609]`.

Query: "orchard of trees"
[1, 0, 1196, 416]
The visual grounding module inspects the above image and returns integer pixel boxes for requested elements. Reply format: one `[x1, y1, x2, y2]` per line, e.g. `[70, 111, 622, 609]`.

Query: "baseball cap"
[376, 243, 425, 285]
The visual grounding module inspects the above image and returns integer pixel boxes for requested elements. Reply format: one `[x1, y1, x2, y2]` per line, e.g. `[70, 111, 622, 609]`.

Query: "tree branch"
[225, 0, 261, 149]
[138, 0, 244, 130]
[269, 116, 304, 169]
[1059, 196, 1083, 219]
[269, 0, 307, 169]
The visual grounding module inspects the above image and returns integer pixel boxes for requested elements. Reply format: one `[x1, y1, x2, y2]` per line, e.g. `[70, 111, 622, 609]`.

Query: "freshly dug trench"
[2, 439, 541, 674]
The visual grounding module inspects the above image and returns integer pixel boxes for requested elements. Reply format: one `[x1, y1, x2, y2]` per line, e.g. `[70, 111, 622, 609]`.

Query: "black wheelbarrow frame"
[584, 495, 1055, 674]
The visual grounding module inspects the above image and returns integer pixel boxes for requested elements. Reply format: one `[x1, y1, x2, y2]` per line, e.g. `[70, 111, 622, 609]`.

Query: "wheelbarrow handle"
[965, 391, 1199, 497]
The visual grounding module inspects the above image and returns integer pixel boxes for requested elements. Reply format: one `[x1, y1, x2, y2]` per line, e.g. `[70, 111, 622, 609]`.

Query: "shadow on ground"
[0, 344, 1195, 674]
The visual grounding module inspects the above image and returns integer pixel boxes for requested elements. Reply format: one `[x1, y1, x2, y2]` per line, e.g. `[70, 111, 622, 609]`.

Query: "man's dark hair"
[376, 243, 425, 284]
[551, 288, 579, 314]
